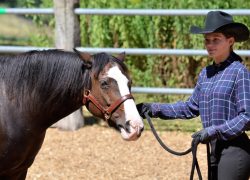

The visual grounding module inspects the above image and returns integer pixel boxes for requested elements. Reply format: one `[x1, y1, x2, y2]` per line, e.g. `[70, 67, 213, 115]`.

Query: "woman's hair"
[223, 32, 235, 39]
[222, 31, 235, 51]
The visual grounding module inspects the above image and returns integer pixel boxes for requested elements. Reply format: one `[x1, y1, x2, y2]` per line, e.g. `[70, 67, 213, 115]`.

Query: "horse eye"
[100, 79, 109, 89]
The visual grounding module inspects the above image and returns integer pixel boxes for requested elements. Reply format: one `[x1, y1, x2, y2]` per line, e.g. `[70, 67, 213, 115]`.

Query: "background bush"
[2, 0, 250, 104]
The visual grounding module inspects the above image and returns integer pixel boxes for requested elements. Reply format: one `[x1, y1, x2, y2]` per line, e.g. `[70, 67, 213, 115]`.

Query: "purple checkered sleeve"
[150, 77, 201, 119]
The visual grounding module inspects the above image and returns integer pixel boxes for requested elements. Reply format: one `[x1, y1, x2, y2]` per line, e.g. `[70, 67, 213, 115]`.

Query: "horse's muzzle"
[119, 120, 144, 141]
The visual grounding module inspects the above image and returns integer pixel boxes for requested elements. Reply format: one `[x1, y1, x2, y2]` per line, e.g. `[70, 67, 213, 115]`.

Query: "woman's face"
[204, 33, 234, 64]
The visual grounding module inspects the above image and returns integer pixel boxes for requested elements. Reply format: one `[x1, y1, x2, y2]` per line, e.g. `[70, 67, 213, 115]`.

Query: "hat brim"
[190, 26, 213, 34]
[190, 22, 249, 42]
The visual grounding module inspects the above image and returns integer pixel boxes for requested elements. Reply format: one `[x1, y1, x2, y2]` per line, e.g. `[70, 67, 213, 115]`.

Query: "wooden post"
[51, 0, 84, 131]
[54, 0, 80, 50]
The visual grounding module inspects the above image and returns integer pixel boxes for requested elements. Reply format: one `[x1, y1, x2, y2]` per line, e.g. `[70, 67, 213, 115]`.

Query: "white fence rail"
[1, 8, 250, 95]
[132, 87, 194, 94]
[1, 8, 250, 16]
[1, 46, 249, 57]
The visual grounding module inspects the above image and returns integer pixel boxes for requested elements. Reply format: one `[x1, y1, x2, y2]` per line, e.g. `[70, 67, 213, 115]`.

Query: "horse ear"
[73, 48, 92, 68]
[116, 52, 126, 61]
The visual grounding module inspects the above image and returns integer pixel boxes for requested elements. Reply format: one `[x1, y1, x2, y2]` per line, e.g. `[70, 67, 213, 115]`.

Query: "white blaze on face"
[107, 66, 143, 132]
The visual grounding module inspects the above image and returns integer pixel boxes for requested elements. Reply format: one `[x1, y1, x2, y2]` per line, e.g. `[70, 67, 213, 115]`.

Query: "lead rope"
[144, 111, 203, 180]
[206, 143, 211, 180]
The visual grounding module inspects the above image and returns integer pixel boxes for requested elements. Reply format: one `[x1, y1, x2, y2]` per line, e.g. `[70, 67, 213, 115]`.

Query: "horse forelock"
[91, 52, 129, 79]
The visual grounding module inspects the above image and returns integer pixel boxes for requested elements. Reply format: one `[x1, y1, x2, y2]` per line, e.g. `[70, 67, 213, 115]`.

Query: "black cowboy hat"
[190, 11, 250, 42]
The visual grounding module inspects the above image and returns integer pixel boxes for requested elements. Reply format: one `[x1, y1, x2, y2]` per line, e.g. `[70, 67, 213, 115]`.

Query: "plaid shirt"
[151, 52, 250, 140]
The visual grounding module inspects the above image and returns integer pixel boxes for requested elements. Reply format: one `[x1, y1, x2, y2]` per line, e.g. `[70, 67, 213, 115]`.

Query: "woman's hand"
[191, 128, 211, 144]
[136, 103, 152, 118]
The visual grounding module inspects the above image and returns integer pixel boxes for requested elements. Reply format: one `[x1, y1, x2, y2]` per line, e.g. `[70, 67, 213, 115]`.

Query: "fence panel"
[0, 8, 249, 94]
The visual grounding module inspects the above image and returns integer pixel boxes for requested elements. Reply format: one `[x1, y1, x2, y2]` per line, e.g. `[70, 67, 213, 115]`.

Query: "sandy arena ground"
[26, 122, 208, 180]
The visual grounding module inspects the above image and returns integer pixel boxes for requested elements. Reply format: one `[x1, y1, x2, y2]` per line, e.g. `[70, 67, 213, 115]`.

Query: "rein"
[83, 90, 134, 121]
[144, 111, 203, 180]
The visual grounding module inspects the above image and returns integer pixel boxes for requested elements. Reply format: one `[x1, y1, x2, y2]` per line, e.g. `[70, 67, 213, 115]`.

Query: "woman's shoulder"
[200, 66, 209, 74]
[231, 60, 249, 72]
[200, 64, 213, 78]
[230, 61, 250, 80]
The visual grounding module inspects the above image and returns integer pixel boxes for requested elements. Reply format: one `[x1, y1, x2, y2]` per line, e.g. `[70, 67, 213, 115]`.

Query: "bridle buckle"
[104, 112, 111, 121]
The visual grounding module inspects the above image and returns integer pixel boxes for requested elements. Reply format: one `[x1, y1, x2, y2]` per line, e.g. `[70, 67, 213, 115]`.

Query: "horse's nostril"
[124, 120, 144, 135]
[117, 124, 123, 129]
[124, 121, 131, 132]
[125, 120, 130, 126]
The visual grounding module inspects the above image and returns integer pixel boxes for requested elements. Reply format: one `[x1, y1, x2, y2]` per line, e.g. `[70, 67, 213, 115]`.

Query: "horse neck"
[28, 78, 86, 129]
[1, 51, 86, 130]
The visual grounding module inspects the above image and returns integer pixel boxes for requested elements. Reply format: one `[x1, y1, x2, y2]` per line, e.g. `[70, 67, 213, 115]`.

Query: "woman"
[137, 11, 250, 180]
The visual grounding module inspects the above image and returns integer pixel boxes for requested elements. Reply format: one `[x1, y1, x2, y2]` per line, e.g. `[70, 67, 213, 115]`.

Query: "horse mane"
[91, 52, 129, 79]
[0, 49, 86, 106]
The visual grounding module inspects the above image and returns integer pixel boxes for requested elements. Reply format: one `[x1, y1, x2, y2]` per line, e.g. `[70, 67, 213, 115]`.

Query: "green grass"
[0, 14, 32, 45]
[0, 35, 29, 46]
[0, 14, 52, 46]
[143, 117, 202, 133]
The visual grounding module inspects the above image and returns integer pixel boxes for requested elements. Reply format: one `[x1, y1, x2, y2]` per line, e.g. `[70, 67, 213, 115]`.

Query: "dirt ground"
[26, 123, 208, 180]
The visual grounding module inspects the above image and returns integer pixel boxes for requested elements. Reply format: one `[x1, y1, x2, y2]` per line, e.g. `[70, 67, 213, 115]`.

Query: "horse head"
[74, 49, 144, 141]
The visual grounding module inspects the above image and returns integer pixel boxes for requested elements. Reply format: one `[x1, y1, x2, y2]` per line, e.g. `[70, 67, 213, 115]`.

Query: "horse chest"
[0, 130, 46, 175]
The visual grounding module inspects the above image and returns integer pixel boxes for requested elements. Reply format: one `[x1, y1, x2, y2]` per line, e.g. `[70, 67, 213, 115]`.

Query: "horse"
[0, 48, 144, 179]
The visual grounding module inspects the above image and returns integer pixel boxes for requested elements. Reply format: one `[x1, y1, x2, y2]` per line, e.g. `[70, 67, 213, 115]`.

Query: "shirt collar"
[212, 51, 242, 70]
[206, 51, 242, 78]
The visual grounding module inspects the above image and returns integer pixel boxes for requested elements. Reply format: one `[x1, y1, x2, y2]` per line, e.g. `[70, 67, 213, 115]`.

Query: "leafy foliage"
[24, 0, 250, 103]
[3, 0, 248, 131]
[79, 0, 250, 96]
[23, 0, 54, 47]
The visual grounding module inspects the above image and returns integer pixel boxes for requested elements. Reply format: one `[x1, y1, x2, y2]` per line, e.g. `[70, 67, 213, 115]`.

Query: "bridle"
[82, 89, 134, 122]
